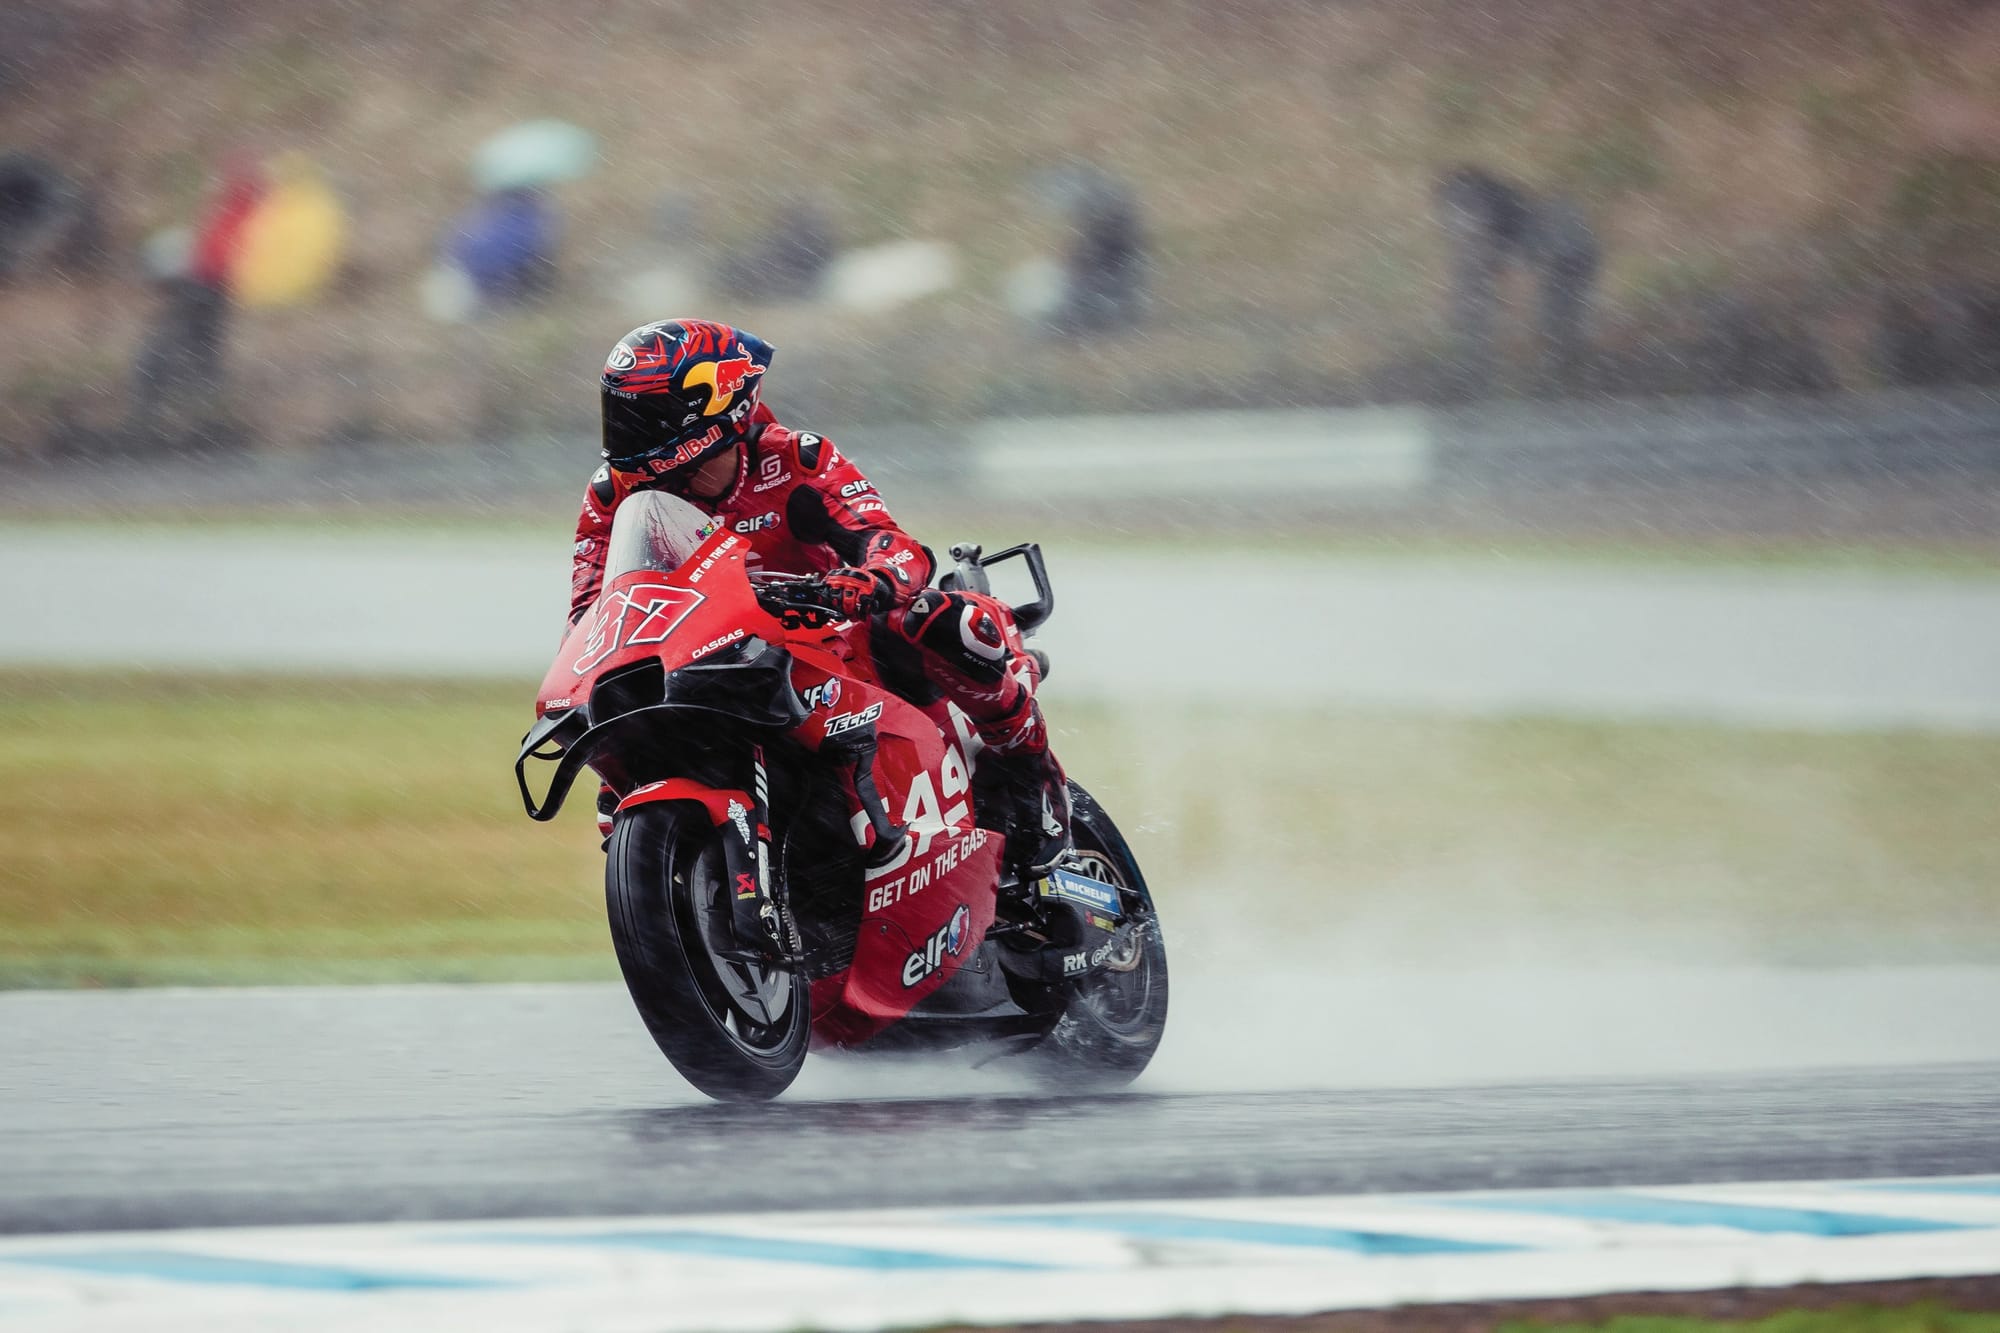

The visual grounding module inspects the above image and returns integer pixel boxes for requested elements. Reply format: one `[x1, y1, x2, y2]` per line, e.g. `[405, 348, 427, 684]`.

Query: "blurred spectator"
[425, 118, 593, 318]
[1059, 169, 1147, 334]
[1434, 166, 1528, 396]
[1433, 165, 1599, 397]
[446, 186, 558, 306]
[1525, 200, 1600, 392]
[1022, 164, 1148, 335]
[228, 152, 346, 309]
[0, 151, 102, 282]
[129, 156, 266, 450]
[187, 157, 267, 294]
[717, 197, 836, 301]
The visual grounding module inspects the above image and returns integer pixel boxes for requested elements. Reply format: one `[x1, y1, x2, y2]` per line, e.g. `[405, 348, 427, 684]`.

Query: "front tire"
[1023, 783, 1170, 1091]
[606, 802, 809, 1101]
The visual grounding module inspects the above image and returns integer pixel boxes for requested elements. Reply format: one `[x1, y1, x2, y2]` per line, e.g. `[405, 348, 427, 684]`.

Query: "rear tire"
[606, 802, 809, 1101]
[1022, 783, 1170, 1091]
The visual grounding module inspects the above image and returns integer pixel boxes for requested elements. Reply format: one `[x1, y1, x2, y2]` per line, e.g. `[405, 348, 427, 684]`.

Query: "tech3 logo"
[902, 902, 972, 988]
[823, 702, 884, 738]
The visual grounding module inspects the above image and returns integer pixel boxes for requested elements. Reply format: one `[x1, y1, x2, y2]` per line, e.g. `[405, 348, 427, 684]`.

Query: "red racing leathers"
[569, 410, 1066, 862]
[570, 408, 929, 623]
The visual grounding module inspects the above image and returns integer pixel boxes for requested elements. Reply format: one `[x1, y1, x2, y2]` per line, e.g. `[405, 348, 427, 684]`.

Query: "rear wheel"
[606, 802, 808, 1101]
[1023, 784, 1170, 1090]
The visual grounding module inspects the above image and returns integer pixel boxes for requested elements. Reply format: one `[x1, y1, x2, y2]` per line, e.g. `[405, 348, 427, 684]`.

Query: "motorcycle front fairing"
[515, 502, 802, 820]
[513, 627, 802, 820]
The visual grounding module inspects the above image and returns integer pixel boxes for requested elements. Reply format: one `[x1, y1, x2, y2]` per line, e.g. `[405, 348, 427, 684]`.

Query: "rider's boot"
[979, 697, 1071, 877]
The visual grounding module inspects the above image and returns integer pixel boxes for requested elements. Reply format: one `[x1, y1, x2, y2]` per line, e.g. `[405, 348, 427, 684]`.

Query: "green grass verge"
[4, 670, 1999, 986]
[0, 672, 612, 988]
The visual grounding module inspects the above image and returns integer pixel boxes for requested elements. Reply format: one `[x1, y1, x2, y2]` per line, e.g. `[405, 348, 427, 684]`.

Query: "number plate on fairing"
[1040, 868, 1122, 918]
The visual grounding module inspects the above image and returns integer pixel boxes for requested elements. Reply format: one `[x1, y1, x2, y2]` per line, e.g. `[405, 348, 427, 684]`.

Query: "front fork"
[720, 746, 794, 959]
[614, 747, 794, 961]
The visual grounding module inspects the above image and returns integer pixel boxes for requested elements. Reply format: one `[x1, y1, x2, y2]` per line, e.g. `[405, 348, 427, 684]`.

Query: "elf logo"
[901, 902, 972, 988]
[734, 511, 780, 534]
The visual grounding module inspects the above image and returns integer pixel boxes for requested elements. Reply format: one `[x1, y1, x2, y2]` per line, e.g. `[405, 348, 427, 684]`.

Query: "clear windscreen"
[601, 490, 717, 584]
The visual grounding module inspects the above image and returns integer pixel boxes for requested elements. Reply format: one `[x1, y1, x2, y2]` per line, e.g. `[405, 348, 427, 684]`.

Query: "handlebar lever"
[753, 576, 847, 628]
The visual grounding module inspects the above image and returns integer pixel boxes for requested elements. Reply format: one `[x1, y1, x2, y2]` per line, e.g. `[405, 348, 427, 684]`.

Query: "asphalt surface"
[5, 527, 2000, 728]
[5, 981, 1998, 1236]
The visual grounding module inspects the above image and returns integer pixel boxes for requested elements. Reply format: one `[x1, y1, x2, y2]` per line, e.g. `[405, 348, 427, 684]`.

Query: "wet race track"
[5, 982, 2000, 1236]
[5, 526, 2000, 728]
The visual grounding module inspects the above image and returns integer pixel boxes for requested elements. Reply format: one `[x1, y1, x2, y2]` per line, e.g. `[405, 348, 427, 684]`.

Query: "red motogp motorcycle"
[516, 491, 1168, 1101]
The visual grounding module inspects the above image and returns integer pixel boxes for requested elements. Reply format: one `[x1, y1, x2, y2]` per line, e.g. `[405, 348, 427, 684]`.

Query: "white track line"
[2, 1176, 1998, 1333]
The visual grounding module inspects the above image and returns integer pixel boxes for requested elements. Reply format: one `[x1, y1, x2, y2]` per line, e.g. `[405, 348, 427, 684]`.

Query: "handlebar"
[751, 573, 847, 626]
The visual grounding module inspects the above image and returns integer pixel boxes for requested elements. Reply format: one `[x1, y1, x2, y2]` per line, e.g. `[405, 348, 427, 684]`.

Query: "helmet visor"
[600, 386, 708, 469]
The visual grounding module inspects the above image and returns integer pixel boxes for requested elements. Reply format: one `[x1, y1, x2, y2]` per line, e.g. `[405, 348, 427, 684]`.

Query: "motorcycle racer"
[573, 318, 1069, 871]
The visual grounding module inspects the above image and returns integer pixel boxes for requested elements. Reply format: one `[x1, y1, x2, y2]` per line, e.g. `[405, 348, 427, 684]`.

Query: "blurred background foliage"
[9, 0, 2000, 453]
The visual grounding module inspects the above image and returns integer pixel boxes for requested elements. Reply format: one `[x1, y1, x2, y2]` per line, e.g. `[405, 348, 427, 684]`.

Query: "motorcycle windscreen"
[601, 490, 717, 583]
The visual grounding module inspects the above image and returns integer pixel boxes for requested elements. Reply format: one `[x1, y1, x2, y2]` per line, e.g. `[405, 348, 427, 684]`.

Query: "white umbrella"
[471, 119, 598, 194]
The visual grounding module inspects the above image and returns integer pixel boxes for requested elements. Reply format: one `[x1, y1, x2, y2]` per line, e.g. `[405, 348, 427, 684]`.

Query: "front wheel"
[606, 802, 809, 1101]
[1023, 783, 1170, 1091]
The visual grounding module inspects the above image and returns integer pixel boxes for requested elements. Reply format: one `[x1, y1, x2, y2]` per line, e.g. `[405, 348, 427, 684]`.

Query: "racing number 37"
[572, 582, 706, 675]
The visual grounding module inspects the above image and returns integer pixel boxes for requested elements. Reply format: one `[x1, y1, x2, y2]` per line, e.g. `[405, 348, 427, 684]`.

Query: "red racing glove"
[822, 567, 891, 620]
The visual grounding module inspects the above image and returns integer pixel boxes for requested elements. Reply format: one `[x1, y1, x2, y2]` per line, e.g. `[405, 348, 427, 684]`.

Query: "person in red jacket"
[575, 319, 1070, 870]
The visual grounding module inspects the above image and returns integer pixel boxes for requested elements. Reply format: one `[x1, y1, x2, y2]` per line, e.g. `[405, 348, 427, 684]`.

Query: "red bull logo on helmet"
[714, 353, 760, 396]
[683, 352, 766, 416]
[622, 423, 726, 476]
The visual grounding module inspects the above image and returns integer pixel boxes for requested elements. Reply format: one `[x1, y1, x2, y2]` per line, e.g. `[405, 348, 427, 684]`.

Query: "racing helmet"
[599, 319, 774, 483]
